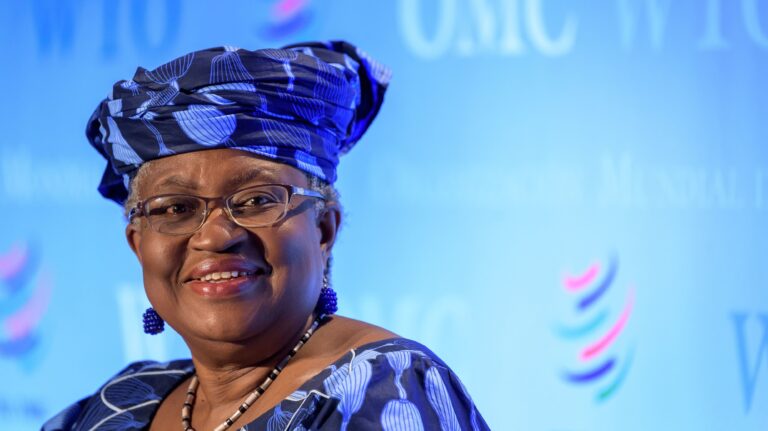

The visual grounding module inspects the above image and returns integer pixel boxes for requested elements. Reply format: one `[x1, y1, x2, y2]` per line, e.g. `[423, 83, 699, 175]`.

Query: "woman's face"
[125, 149, 338, 347]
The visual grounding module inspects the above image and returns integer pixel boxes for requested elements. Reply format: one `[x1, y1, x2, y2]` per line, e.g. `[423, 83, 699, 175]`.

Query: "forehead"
[137, 149, 308, 195]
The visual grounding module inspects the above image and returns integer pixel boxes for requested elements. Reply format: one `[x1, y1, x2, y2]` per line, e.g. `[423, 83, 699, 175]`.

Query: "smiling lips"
[186, 273, 261, 297]
[184, 259, 267, 298]
[197, 270, 255, 282]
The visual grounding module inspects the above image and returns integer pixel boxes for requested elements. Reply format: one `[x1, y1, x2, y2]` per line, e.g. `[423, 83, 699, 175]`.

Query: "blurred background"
[1, 0, 767, 429]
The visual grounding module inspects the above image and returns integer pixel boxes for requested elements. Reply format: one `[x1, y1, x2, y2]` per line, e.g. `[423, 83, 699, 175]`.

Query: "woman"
[43, 41, 489, 430]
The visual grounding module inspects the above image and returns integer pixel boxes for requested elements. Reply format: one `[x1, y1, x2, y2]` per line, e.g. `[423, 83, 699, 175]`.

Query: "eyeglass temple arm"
[128, 202, 145, 220]
[292, 186, 326, 200]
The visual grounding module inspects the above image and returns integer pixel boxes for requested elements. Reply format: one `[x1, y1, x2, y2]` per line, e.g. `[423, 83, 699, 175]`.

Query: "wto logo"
[0, 241, 52, 367]
[258, 0, 314, 40]
[554, 256, 635, 402]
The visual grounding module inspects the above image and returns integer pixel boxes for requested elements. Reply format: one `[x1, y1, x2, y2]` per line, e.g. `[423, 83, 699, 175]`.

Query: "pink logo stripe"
[0, 242, 27, 280]
[580, 288, 635, 361]
[564, 263, 600, 292]
[273, 0, 308, 20]
[4, 272, 52, 339]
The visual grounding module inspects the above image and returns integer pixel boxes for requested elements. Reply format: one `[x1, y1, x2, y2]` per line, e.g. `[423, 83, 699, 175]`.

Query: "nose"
[188, 206, 249, 252]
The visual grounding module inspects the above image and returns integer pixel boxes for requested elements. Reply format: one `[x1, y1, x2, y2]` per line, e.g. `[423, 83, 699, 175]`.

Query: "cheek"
[264, 220, 321, 295]
[139, 234, 185, 296]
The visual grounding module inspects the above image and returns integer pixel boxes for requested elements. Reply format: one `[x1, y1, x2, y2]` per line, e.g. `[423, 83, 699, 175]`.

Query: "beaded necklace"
[181, 314, 326, 431]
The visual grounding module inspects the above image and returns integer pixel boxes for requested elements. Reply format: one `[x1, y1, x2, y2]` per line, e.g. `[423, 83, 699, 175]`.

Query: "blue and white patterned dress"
[41, 338, 490, 430]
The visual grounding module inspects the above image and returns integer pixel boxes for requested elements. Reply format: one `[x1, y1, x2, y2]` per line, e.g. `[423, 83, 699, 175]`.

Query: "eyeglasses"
[129, 184, 326, 235]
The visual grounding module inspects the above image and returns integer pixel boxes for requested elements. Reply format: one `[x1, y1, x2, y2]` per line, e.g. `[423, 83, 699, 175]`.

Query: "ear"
[125, 222, 144, 265]
[317, 204, 341, 262]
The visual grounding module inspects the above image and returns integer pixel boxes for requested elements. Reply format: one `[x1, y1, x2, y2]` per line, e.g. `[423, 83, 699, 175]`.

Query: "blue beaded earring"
[142, 307, 165, 335]
[316, 274, 338, 315]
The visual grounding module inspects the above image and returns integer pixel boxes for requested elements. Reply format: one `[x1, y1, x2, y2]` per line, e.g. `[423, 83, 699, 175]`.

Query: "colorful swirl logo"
[554, 256, 635, 402]
[0, 241, 52, 364]
[259, 0, 314, 40]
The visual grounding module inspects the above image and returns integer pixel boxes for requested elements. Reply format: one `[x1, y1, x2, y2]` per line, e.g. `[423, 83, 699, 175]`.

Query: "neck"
[186, 312, 319, 413]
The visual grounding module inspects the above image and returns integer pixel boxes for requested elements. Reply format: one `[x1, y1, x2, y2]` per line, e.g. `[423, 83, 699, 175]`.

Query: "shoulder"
[104, 358, 195, 384]
[329, 337, 465, 398]
[316, 337, 491, 430]
[338, 336, 457, 376]
[320, 315, 399, 348]
[41, 359, 193, 431]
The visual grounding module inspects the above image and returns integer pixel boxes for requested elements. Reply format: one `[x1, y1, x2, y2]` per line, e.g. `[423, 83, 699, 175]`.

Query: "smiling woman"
[41, 41, 490, 431]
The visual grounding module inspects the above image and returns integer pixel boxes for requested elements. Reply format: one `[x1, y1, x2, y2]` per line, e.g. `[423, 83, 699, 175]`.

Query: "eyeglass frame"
[128, 183, 326, 235]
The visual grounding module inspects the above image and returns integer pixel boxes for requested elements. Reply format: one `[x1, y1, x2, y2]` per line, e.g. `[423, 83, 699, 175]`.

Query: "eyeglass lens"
[143, 185, 291, 234]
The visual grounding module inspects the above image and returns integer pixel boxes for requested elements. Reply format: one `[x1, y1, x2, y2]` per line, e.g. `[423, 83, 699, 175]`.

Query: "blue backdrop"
[1, 1, 767, 429]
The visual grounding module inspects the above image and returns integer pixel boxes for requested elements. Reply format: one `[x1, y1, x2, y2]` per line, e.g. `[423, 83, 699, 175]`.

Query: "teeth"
[197, 271, 253, 282]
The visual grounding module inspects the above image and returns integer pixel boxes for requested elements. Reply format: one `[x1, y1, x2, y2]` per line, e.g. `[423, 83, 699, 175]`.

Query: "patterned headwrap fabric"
[86, 41, 391, 204]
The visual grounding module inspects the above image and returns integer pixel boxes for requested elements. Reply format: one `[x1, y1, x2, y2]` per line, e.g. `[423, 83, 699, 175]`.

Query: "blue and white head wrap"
[86, 41, 391, 204]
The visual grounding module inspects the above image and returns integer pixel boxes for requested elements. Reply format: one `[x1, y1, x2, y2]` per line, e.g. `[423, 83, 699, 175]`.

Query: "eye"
[233, 190, 280, 208]
[146, 197, 199, 218]
[148, 203, 188, 216]
[242, 194, 276, 207]
[229, 187, 288, 220]
[167, 203, 189, 214]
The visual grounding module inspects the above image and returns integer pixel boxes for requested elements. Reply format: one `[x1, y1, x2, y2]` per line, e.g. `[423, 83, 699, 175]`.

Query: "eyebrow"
[226, 169, 281, 189]
[151, 168, 283, 193]
[155, 175, 199, 190]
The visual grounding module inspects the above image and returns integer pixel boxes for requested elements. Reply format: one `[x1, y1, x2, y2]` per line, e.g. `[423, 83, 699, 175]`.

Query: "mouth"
[194, 270, 258, 283]
[183, 260, 269, 298]
[184, 270, 266, 298]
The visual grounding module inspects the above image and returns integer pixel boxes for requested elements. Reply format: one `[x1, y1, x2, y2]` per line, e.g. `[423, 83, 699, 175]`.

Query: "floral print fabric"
[41, 338, 489, 431]
[86, 41, 391, 204]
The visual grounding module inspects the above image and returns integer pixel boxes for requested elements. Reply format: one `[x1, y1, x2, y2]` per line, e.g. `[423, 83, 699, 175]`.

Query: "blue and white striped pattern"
[382, 399, 425, 431]
[386, 351, 412, 399]
[144, 53, 195, 84]
[86, 41, 390, 204]
[211, 46, 254, 83]
[172, 104, 236, 147]
[426, 367, 462, 431]
[42, 339, 490, 431]
[120, 80, 140, 95]
[323, 351, 374, 430]
[259, 117, 312, 151]
[141, 118, 174, 156]
[381, 351, 426, 431]
[266, 403, 292, 431]
[106, 117, 142, 165]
